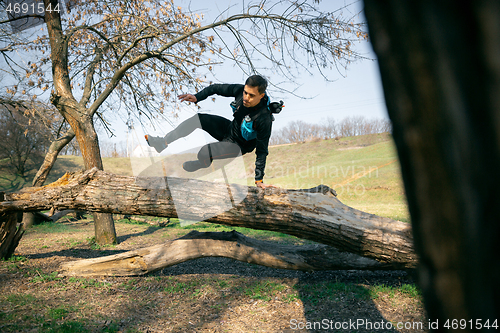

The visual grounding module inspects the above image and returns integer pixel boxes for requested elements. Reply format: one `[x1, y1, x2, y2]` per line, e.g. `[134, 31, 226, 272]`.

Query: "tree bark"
[22, 127, 75, 229]
[60, 230, 398, 277]
[43, 0, 116, 245]
[364, 0, 500, 328]
[32, 128, 76, 188]
[78, 119, 117, 245]
[0, 168, 417, 268]
[0, 212, 24, 260]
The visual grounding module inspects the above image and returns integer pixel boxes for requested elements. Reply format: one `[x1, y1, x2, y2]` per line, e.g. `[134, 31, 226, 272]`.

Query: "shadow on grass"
[1, 217, 422, 332]
[22, 226, 161, 261]
[0, 173, 28, 192]
[0, 261, 416, 333]
[116, 226, 160, 243]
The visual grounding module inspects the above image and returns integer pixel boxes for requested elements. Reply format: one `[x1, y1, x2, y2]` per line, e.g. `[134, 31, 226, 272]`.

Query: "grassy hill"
[262, 133, 408, 222]
[0, 132, 409, 222]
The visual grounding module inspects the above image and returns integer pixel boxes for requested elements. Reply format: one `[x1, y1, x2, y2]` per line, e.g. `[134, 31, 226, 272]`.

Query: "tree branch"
[60, 230, 399, 277]
[80, 46, 107, 108]
[86, 12, 331, 116]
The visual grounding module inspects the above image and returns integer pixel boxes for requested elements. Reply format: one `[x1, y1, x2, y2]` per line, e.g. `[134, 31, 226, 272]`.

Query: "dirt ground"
[0, 218, 427, 332]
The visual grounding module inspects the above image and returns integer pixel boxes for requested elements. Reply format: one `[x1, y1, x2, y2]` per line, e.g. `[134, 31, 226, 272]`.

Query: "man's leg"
[146, 113, 230, 153]
[183, 141, 242, 172]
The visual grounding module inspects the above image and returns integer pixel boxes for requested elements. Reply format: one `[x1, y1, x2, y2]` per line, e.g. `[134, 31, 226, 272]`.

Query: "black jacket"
[194, 84, 273, 181]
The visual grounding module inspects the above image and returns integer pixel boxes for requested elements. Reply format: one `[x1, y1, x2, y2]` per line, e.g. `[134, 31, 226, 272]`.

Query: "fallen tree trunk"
[60, 230, 397, 276]
[0, 168, 417, 268]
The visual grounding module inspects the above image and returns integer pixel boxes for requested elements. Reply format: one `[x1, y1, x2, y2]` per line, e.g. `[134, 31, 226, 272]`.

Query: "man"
[145, 75, 276, 189]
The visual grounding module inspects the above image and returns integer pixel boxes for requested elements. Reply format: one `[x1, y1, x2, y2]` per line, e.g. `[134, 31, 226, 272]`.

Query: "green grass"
[163, 279, 200, 295]
[5, 293, 37, 306]
[227, 133, 409, 222]
[48, 306, 71, 320]
[29, 270, 61, 283]
[291, 282, 421, 305]
[243, 280, 287, 301]
[30, 221, 76, 233]
[399, 283, 422, 298]
[67, 277, 112, 289]
[2, 255, 28, 263]
[44, 321, 87, 333]
[0, 269, 423, 332]
[87, 236, 118, 250]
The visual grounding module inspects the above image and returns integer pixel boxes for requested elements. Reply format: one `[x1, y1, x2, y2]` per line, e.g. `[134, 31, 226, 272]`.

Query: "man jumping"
[145, 75, 276, 189]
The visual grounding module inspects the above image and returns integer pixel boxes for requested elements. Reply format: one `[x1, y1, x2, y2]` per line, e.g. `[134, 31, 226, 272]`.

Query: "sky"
[104, 0, 388, 156]
[0, 0, 388, 155]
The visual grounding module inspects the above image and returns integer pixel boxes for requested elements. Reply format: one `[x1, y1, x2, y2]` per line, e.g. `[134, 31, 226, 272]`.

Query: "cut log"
[0, 168, 417, 268]
[60, 230, 397, 276]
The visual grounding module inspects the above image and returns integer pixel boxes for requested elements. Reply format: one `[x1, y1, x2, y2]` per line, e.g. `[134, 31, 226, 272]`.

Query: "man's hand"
[256, 182, 278, 189]
[178, 93, 197, 103]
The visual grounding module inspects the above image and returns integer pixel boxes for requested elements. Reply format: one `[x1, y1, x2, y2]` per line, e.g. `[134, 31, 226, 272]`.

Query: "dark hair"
[245, 75, 267, 94]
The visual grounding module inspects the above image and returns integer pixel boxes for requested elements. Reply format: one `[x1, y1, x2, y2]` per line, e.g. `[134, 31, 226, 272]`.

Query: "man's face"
[243, 85, 265, 108]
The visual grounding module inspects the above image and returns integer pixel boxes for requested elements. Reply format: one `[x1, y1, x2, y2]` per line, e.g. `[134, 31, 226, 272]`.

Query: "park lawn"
[0, 133, 424, 332]
[1, 217, 425, 332]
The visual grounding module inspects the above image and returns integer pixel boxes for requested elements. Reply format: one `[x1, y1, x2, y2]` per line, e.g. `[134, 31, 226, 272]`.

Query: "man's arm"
[254, 116, 273, 184]
[254, 121, 278, 189]
[178, 94, 197, 103]
[193, 84, 243, 103]
[178, 84, 243, 104]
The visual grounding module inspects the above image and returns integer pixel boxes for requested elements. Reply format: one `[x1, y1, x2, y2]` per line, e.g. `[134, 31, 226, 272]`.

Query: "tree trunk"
[0, 212, 24, 260]
[1, 168, 417, 268]
[22, 128, 75, 229]
[44, 0, 116, 245]
[364, 0, 500, 328]
[75, 118, 117, 245]
[60, 230, 398, 277]
[32, 128, 76, 187]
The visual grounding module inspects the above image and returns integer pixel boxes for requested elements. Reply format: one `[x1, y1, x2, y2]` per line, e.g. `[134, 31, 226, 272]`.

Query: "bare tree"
[99, 141, 127, 158]
[269, 116, 391, 145]
[1, 0, 369, 244]
[364, 0, 500, 329]
[0, 99, 53, 179]
[0, 95, 75, 227]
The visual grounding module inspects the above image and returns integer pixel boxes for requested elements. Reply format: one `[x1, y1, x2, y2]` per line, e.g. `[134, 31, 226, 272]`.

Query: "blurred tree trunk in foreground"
[364, 0, 500, 329]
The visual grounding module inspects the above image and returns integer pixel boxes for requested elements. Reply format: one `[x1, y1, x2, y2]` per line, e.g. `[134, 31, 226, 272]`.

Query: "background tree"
[1, 0, 369, 244]
[0, 4, 77, 190]
[364, 0, 500, 328]
[269, 116, 391, 145]
[0, 98, 52, 181]
[0, 95, 77, 228]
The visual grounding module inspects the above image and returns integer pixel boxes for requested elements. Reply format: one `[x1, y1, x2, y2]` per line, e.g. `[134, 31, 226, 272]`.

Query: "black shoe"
[182, 160, 209, 172]
[145, 135, 168, 153]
